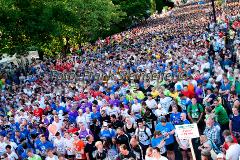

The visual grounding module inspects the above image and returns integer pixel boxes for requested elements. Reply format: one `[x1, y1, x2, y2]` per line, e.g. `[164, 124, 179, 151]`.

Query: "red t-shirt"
[223, 135, 238, 150]
[33, 108, 43, 117]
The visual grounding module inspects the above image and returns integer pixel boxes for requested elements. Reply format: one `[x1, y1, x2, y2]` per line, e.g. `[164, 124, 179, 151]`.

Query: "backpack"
[137, 126, 150, 142]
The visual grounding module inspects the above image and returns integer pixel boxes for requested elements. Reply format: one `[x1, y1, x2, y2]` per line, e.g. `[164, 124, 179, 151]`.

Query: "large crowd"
[0, 1, 240, 160]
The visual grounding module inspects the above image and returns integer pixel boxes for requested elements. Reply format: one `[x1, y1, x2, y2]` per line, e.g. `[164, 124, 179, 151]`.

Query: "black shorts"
[166, 143, 175, 151]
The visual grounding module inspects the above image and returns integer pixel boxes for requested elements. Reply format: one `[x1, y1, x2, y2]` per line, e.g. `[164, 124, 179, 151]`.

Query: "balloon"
[48, 124, 57, 135]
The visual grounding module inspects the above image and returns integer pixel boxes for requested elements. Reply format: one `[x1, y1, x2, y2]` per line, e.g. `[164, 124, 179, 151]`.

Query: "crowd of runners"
[0, 1, 239, 160]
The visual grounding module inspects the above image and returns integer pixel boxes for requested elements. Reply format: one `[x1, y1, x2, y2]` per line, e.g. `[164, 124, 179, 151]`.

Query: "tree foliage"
[0, 0, 125, 56]
[112, 0, 151, 28]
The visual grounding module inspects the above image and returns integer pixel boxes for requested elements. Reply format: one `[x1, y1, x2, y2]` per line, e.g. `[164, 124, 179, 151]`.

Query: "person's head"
[200, 135, 208, 144]
[180, 112, 187, 121]
[160, 117, 167, 126]
[222, 130, 231, 138]
[119, 144, 129, 155]
[79, 122, 86, 130]
[148, 94, 152, 100]
[85, 107, 90, 113]
[125, 116, 132, 124]
[58, 154, 66, 160]
[39, 134, 46, 143]
[5, 145, 12, 154]
[54, 115, 59, 122]
[95, 141, 103, 150]
[146, 147, 153, 157]
[225, 135, 234, 146]
[232, 107, 239, 116]
[153, 130, 162, 138]
[55, 132, 61, 139]
[213, 99, 219, 106]
[86, 134, 94, 143]
[110, 114, 117, 122]
[153, 147, 161, 158]
[47, 149, 54, 157]
[92, 106, 97, 113]
[27, 149, 34, 157]
[116, 127, 124, 135]
[191, 97, 197, 105]
[72, 133, 79, 141]
[78, 109, 83, 115]
[137, 120, 144, 128]
[130, 137, 138, 147]
[206, 88, 212, 94]
[172, 105, 178, 113]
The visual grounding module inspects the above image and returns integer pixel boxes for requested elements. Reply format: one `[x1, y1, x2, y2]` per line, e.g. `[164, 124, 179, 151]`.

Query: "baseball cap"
[160, 117, 167, 123]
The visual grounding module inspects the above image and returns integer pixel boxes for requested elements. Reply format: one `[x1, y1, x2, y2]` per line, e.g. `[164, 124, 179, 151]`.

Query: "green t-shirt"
[187, 104, 204, 120]
[215, 105, 229, 125]
[163, 89, 170, 96]
[28, 154, 42, 160]
[136, 91, 145, 100]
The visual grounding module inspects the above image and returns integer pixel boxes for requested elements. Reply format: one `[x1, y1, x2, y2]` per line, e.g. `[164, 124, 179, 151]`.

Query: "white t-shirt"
[226, 144, 240, 160]
[106, 107, 120, 116]
[153, 156, 168, 160]
[84, 112, 92, 123]
[76, 115, 87, 125]
[45, 155, 58, 160]
[159, 97, 172, 113]
[146, 99, 157, 110]
[120, 109, 129, 118]
[64, 138, 74, 155]
[0, 141, 7, 155]
[54, 137, 66, 154]
[7, 152, 18, 160]
[52, 121, 63, 132]
[131, 103, 141, 113]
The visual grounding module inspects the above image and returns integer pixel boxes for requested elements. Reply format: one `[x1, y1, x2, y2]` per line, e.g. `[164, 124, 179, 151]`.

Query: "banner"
[175, 123, 200, 139]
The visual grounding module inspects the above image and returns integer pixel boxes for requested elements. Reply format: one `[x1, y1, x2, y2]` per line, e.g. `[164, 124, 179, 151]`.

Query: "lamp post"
[211, 0, 217, 23]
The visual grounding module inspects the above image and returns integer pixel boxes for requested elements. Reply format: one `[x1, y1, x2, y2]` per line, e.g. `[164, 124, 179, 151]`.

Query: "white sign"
[175, 123, 200, 139]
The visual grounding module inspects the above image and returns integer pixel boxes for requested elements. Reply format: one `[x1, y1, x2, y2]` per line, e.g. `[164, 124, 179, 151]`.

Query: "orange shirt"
[73, 140, 86, 159]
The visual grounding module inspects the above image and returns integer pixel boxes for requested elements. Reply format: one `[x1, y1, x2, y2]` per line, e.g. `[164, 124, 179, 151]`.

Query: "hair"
[27, 148, 33, 154]
[146, 147, 153, 155]
[119, 144, 128, 150]
[225, 135, 234, 143]
[153, 147, 161, 153]
[110, 114, 116, 119]
[55, 132, 60, 136]
[222, 130, 231, 137]
[86, 135, 92, 141]
[153, 131, 162, 137]
[5, 145, 11, 150]
[95, 141, 102, 147]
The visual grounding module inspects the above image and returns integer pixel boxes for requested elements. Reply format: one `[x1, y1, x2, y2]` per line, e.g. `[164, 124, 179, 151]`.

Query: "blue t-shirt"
[91, 112, 101, 121]
[230, 114, 240, 132]
[155, 122, 175, 145]
[182, 119, 190, 124]
[151, 136, 165, 148]
[170, 113, 181, 125]
[100, 129, 115, 138]
[37, 141, 54, 155]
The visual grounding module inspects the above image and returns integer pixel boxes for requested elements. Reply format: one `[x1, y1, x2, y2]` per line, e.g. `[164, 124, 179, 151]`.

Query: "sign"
[175, 123, 199, 139]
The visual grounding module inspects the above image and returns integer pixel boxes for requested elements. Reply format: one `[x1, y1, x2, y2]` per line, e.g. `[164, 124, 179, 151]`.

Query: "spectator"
[225, 136, 240, 160]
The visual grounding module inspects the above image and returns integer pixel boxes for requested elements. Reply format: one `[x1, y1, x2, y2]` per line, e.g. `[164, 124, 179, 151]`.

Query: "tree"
[0, 0, 125, 56]
[112, 0, 151, 28]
